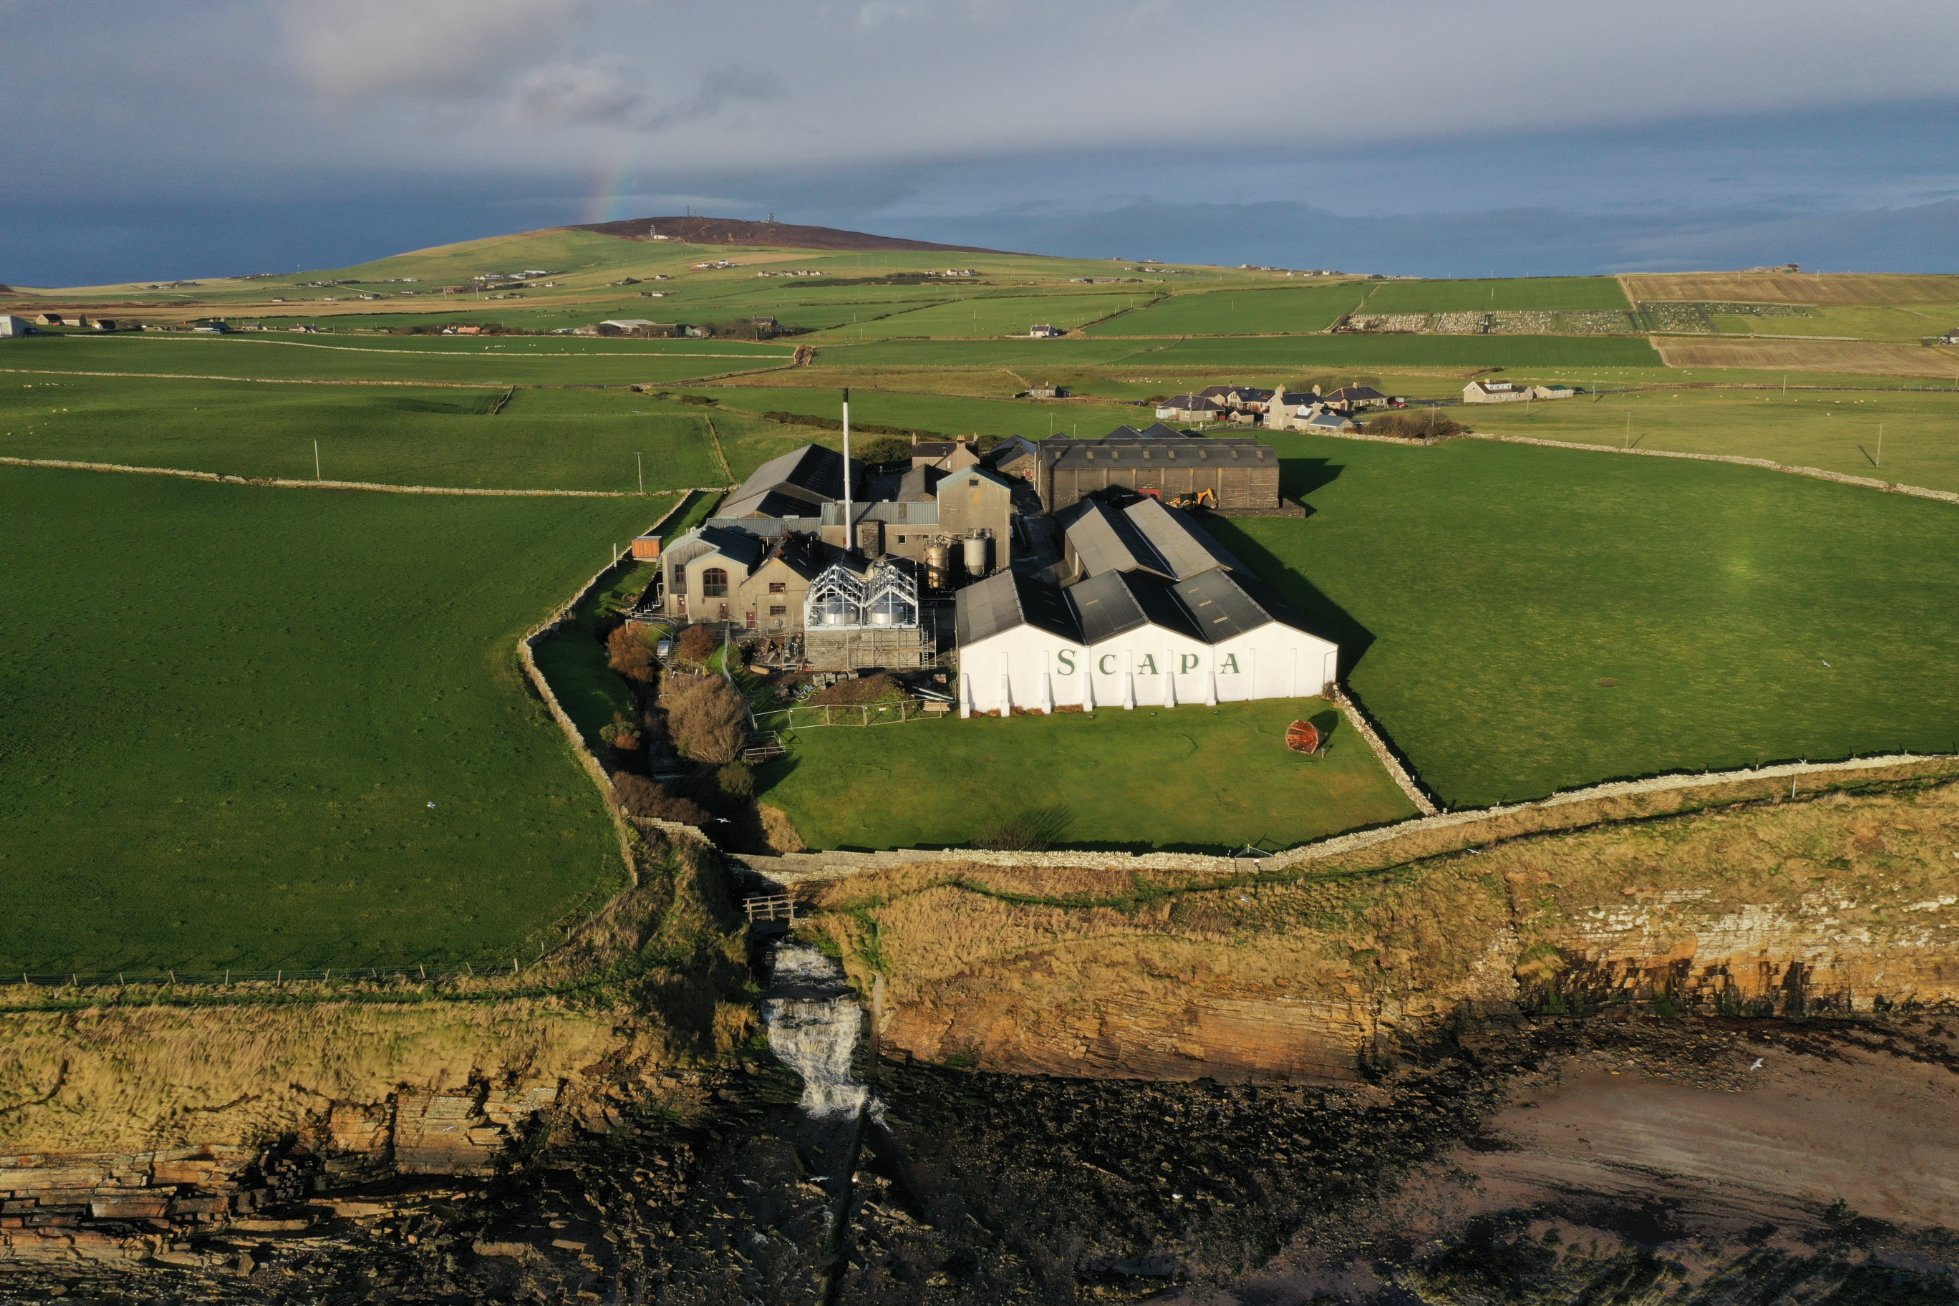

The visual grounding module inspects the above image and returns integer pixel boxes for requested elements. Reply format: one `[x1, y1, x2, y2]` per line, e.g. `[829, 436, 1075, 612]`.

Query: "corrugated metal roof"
[1060, 499, 1169, 578]
[1044, 437, 1275, 471]
[1121, 497, 1242, 579]
[1170, 568, 1278, 644]
[723, 443, 857, 518]
[954, 571, 1079, 645]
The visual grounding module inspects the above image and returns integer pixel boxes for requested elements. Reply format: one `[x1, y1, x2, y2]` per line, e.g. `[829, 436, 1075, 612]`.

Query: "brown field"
[1623, 271, 1959, 305]
[1653, 335, 1959, 378]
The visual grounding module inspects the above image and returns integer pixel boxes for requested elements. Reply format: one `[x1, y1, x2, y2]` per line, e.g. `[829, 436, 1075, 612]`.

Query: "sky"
[5, 0, 1958, 285]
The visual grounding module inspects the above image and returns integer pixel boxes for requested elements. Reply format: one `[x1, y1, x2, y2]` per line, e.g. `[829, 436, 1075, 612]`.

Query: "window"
[701, 567, 728, 598]
[767, 581, 786, 594]
[769, 605, 787, 617]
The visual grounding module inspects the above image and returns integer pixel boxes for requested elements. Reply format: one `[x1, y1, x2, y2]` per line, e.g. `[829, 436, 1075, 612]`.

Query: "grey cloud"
[285, 0, 590, 99]
[512, 61, 784, 131]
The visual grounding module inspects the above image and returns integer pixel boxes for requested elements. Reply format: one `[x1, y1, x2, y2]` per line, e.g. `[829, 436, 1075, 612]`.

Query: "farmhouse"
[1028, 323, 1064, 338]
[1031, 425, 1281, 513]
[1154, 393, 1225, 422]
[954, 500, 1336, 717]
[1463, 379, 1577, 403]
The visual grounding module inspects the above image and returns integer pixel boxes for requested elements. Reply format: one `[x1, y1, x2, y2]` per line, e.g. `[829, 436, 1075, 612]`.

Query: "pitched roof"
[954, 570, 1079, 645]
[1121, 497, 1242, 578]
[722, 443, 858, 518]
[1170, 568, 1306, 644]
[1061, 498, 1170, 578]
[986, 435, 1039, 468]
[1043, 436, 1276, 472]
[1324, 386, 1386, 403]
[1068, 570, 1200, 645]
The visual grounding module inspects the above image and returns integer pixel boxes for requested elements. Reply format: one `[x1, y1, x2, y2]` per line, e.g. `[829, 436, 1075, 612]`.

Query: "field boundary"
[1458, 433, 1959, 507]
[1330, 687, 1437, 814]
[735, 752, 1959, 884]
[0, 455, 731, 499]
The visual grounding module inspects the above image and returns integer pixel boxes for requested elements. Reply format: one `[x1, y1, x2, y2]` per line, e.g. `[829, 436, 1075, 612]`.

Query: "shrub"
[675, 623, 719, 667]
[664, 674, 749, 765]
[807, 672, 906, 707]
[714, 761, 756, 800]
[975, 804, 1072, 852]
[613, 772, 712, 826]
[1362, 411, 1464, 440]
[606, 623, 658, 684]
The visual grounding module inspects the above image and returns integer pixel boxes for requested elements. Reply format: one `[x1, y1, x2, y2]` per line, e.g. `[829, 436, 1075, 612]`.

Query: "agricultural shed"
[0, 315, 32, 337]
[1033, 428, 1280, 513]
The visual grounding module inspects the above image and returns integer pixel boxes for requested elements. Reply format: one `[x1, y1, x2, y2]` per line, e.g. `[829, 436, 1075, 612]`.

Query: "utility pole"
[313, 439, 321, 480]
[636, 450, 644, 494]
[1624, 411, 1631, 450]
[1877, 422, 1883, 467]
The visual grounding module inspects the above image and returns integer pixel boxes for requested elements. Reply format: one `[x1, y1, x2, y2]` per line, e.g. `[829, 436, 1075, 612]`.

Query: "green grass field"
[1359, 277, 1631, 313]
[1458, 386, 1959, 494]
[0, 333, 788, 385]
[1124, 334, 1662, 370]
[1708, 303, 1959, 342]
[806, 291, 1154, 340]
[0, 467, 672, 973]
[1209, 437, 1959, 808]
[760, 698, 1417, 851]
[1087, 284, 1372, 336]
[704, 383, 1147, 440]
[0, 374, 731, 491]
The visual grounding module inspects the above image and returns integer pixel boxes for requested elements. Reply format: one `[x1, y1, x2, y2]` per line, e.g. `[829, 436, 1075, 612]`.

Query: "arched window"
[701, 567, 728, 597]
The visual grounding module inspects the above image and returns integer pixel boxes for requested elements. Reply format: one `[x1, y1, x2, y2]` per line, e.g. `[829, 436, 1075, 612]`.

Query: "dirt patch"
[1654, 336, 1959, 378]
[1625, 272, 1959, 305]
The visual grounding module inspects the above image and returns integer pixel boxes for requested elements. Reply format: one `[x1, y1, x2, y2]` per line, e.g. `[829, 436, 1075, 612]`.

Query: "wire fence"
[0, 954, 561, 995]
[753, 700, 937, 730]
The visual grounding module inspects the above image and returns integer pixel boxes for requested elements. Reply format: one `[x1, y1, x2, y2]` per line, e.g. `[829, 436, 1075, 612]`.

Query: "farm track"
[0, 454, 731, 498]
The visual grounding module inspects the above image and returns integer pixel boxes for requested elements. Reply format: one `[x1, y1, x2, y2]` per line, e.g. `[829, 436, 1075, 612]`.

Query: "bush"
[613, 772, 711, 826]
[675, 623, 719, 667]
[714, 761, 756, 800]
[606, 623, 658, 684]
[975, 804, 1072, 852]
[807, 672, 906, 707]
[1363, 411, 1464, 440]
[664, 674, 749, 765]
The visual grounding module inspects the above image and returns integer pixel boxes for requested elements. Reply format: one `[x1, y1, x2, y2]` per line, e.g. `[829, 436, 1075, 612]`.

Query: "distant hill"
[569, 215, 1007, 256]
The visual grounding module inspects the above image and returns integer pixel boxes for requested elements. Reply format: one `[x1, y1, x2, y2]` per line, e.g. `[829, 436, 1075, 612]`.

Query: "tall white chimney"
[841, 387, 853, 554]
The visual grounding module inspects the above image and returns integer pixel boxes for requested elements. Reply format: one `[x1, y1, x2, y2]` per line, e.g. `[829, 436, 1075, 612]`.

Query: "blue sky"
[5, 0, 1957, 284]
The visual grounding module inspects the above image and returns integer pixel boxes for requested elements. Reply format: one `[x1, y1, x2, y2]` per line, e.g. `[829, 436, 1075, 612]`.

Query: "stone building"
[1031, 425, 1281, 514]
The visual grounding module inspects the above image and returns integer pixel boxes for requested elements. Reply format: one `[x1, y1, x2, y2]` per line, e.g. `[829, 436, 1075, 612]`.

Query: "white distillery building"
[953, 498, 1338, 716]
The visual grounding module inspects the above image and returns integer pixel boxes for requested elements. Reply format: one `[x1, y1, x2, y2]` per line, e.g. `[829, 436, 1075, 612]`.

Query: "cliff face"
[810, 782, 1959, 1080]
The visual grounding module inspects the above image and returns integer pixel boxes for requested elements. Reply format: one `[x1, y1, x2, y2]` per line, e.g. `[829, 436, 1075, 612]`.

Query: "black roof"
[1060, 499, 1170, 578]
[1121, 496, 1242, 578]
[954, 570, 1080, 645]
[1043, 436, 1276, 472]
[723, 443, 860, 518]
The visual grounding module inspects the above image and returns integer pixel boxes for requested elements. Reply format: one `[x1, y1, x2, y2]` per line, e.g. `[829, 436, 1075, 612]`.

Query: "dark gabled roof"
[894, 465, 943, 502]
[1159, 393, 1222, 411]
[692, 524, 768, 570]
[955, 570, 1079, 646]
[1325, 386, 1386, 402]
[1043, 436, 1276, 471]
[723, 443, 859, 518]
[1122, 497, 1242, 579]
[1170, 567, 1307, 644]
[938, 464, 1016, 494]
[1069, 570, 1201, 645]
[1201, 385, 1273, 402]
[986, 435, 1039, 467]
[720, 488, 823, 520]
[1060, 498, 1170, 579]
[1305, 410, 1357, 431]
[768, 532, 832, 580]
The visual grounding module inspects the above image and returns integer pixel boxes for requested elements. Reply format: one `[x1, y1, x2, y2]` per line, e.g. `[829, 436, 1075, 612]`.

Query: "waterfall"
[762, 943, 871, 1120]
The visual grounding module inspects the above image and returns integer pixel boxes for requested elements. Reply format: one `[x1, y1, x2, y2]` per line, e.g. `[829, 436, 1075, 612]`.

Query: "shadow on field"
[1280, 455, 1343, 501]
[1201, 516, 1377, 679]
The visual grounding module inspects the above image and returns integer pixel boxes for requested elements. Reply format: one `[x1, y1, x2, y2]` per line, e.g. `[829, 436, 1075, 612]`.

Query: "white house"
[0, 315, 32, 338]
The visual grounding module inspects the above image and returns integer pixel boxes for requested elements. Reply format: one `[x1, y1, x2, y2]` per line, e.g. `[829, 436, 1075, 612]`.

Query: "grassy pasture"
[1359, 277, 1630, 313]
[1458, 386, 1959, 494]
[704, 383, 1146, 440]
[1708, 303, 1959, 342]
[1122, 333, 1663, 370]
[1652, 337, 1959, 380]
[0, 333, 789, 386]
[0, 467, 674, 972]
[1624, 272, 1959, 305]
[760, 698, 1417, 852]
[1210, 437, 1959, 808]
[0, 374, 730, 491]
[1086, 285, 1372, 336]
[808, 292, 1155, 340]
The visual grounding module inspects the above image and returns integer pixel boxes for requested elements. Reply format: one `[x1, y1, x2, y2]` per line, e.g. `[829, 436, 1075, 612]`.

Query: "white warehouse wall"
[959, 624, 1338, 716]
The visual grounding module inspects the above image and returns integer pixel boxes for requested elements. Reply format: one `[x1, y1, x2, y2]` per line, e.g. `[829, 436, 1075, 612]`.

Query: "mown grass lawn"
[759, 698, 1417, 852]
[1210, 436, 1959, 808]
[0, 467, 672, 973]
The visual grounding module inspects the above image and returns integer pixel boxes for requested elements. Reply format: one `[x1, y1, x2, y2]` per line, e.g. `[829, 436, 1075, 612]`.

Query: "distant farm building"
[1031, 425, 1281, 514]
[1464, 380, 1577, 403]
[0, 315, 32, 337]
[1028, 323, 1064, 338]
[954, 501, 1336, 717]
[1154, 394, 1224, 422]
[588, 318, 682, 337]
